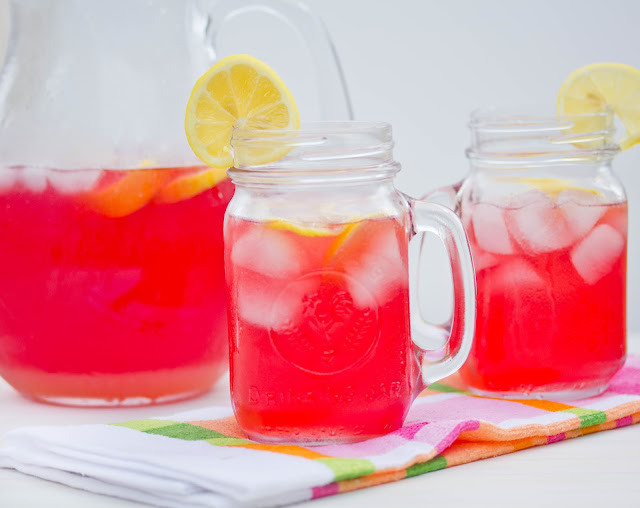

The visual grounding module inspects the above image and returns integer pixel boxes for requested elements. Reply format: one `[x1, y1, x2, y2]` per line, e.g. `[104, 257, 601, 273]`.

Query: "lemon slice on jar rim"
[184, 54, 300, 169]
[557, 62, 640, 150]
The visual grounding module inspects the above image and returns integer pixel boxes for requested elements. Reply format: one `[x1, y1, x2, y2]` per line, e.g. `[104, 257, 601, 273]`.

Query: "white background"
[0, 0, 638, 330]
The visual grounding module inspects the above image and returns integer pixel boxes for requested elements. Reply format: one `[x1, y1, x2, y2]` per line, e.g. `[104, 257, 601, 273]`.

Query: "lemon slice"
[324, 222, 362, 261]
[264, 218, 367, 264]
[185, 54, 300, 169]
[155, 167, 228, 204]
[266, 219, 338, 237]
[84, 169, 169, 218]
[557, 62, 640, 150]
[500, 177, 600, 199]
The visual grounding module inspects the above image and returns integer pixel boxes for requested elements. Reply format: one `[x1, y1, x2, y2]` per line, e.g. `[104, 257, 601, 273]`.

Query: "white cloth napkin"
[0, 406, 329, 507]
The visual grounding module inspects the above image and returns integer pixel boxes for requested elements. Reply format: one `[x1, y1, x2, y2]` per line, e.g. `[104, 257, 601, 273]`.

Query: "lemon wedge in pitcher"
[84, 169, 170, 218]
[557, 62, 640, 150]
[185, 54, 300, 169]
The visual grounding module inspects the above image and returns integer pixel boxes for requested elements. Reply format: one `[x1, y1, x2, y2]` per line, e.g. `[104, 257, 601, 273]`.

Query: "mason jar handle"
[407, 195, 476, 388]
[207, 0, 353, 120]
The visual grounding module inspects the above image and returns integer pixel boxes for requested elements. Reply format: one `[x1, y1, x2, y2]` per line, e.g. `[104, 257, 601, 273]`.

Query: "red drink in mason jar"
[225, 215, 419, 443]
[225, 121, 476, 444]
[460, 188, 627, 397]
[0, 165, 232, 405]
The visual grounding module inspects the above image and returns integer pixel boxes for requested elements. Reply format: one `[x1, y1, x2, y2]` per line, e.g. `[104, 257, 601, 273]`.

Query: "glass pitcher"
[0, 0, 352, 406]
[225, 122, 476, 443]
[430, 108, 627, 400]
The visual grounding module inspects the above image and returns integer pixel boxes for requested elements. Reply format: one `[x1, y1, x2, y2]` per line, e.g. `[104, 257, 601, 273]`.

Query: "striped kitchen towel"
[1, 355, 639, 508]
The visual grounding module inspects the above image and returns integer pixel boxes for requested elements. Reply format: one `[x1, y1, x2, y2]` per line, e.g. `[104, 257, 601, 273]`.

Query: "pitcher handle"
[207, 0, 353, 120]
[406, 194, 476, 389]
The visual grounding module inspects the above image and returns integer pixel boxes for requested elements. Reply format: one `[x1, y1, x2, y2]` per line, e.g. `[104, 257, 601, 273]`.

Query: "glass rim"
[231, 121, 392, 139]
[468, 106, 615, 132]
[466, 105, 620, 166]
[228, 121, 399, 184]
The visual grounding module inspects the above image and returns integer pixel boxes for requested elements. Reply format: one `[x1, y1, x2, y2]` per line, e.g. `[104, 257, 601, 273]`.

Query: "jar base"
[466, 384, 609, 401]
[2, 362, 226, 407]
[242, 430, 373, 446]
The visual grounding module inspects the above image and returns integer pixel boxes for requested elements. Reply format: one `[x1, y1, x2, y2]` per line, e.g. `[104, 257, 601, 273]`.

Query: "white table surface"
[1, 335, 639, 508]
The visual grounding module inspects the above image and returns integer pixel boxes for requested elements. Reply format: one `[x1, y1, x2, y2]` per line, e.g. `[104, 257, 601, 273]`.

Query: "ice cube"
[471, 202, 514, 254]
[557, 189, 607, 240]
[508, 190, 575, 254]
[47, 169, 102, 194]
[491, 257, 545, 290]
[235, 275, 279, 328]
[570, 224, 625, 285]
[484, 257, 555, 357]
[603, 207, 628, 237]
[472, 249, 500, 272]
[0, 168, 19, 191]
[235, 273, 317, 330]
[20, 167, 48, 192]
[557, 188, 604, 206]
[269, 276, 319, 331]
[344, 224, 407, 307]
[230, 227, 306, 279]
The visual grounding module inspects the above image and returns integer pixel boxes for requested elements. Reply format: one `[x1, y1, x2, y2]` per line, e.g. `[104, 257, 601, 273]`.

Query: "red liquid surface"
[0, 166, 233, 405]
[460, 191, 627, 396]
[225, 216, 419, 443]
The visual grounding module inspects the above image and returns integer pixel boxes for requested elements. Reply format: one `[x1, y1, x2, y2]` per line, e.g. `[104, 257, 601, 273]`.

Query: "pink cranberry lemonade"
[0, 165, 232, 405]
[225, 215, 419, 443]
[460, 188, 627, 396]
